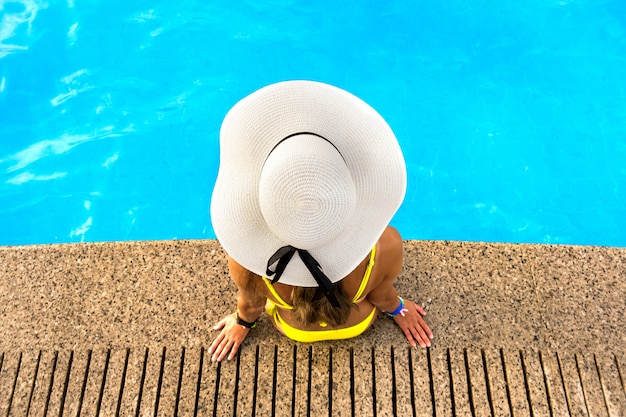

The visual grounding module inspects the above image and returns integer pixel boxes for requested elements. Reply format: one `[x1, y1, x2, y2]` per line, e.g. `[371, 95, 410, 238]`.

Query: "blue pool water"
[1, 1, 625, 247]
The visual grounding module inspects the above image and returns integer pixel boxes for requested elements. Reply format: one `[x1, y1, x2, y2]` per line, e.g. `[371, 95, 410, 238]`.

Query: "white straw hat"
[210, 80, 406, 287]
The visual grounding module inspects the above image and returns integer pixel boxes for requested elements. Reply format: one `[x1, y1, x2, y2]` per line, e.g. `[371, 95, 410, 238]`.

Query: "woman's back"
[262, 227, 403, 332]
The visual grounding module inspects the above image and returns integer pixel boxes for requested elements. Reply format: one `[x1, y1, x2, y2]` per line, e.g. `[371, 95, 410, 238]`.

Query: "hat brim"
[211, 80, 406, 286]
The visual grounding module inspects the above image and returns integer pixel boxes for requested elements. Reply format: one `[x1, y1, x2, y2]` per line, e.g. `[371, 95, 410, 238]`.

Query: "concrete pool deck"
[1, 240, 625, 415]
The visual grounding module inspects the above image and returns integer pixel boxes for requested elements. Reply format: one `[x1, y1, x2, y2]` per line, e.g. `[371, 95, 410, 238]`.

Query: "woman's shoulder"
[348, 226, 403, 295]
[377, 226, 403, 266]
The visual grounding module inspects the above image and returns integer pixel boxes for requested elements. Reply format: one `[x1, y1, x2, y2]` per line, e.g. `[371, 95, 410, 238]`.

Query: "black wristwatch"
[236, 312, 257, 329]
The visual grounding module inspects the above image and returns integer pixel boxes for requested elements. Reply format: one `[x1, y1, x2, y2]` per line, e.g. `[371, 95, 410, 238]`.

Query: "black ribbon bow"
[266, 246, 341, 308]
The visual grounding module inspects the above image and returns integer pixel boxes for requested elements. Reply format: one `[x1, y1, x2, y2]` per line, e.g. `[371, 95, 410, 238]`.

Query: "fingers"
[209, 331, 242, 362]
[408, 301, 433, 340]
[402, 321, 430, 348]
[412, 319, 432, 348]
[208, 314, 248, 362]
[422, 319, 434, 340]
[211, 337, 240, 362]
[394, 299, 434, 349]
[403, 328, 417, 348]
[208, 329, 225, 354]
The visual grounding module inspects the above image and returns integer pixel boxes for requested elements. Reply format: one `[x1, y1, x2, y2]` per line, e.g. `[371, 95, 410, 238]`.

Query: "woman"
[208, 81, 433, 362]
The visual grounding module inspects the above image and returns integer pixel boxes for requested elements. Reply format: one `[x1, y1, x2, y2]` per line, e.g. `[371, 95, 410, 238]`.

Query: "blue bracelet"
[386, 296, 406, 317]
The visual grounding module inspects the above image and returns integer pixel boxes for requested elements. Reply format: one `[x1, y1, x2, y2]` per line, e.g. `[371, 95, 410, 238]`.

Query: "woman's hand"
[392, 299, 433, 348]
[209, 314, 251, 362]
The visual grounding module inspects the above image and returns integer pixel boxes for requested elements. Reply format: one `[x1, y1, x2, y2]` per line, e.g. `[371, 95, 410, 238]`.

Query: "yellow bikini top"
[262, 245, 376, 309]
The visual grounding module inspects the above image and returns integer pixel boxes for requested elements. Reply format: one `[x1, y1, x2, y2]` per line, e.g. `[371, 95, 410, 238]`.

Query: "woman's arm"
[208, 256, 267, 362]
[366, 227, 433, 348]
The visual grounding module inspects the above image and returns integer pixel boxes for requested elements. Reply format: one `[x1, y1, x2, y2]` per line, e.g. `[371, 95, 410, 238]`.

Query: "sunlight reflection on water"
[0, 1, 625, 246]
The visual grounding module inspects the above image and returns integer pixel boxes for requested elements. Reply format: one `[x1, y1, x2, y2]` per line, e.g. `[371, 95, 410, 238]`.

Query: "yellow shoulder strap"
[351, 245, 376, 303]
[262, 277, 294, 309]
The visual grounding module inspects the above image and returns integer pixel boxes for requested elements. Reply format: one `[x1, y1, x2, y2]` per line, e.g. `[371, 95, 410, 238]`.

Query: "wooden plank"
[393, 346, 414, 417]
[482, 348, 512, 417]
[293, 344, 310, 417]
[24, 351, 58, 417]
[576, 353, 609, 417]
[195, 348, 217, 417]
[558, 352, 589, 417]
[176, 347, 204, 417]
[136, 347, 163, 417]
[411, 348, 433, 417]
[255, 344, 276, 416]
[429, 348, 453, 417]
[0, 351, 21, 417]
[309, 344, 330, 417]
[617, 352, 626, 400]
[331, 346, 352, 417]
[539, 350, 570, 417]
[79, 349, 110, 417]
[500, 349, 531, 417]
[214, 349, 238, 416]
[447, 348, 472, 416]
[98, 349, 128, 417]
[8, 350, 40, 417]
[351, 344, 374, 417]
[274, 344, 295, 417]
[44, 350, 73, 417]
[58, 350, 89, 417]
[464, 348, 491, 417]
[3, 351, 24, 417]
[155, 347, 184, 417]
[372, 345, 393, 417]
[519, 350, 550, 417]
[595, 354, 626, 417]
[118, 348, 149, 417]
[235, 344, 257, 417]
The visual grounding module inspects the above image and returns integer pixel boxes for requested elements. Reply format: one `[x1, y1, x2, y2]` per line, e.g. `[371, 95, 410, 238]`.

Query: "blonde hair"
[291, 285, 356, 327]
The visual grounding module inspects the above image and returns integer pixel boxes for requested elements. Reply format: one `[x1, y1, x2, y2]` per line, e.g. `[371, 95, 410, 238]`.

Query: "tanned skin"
[209, 226, 433, 362]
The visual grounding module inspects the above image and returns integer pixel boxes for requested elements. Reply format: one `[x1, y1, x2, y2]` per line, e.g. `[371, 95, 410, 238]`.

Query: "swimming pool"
[1, 1, 625, 247]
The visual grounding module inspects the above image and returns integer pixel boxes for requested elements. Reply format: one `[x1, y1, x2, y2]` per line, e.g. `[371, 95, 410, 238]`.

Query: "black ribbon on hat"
[266, 246, 341, 308]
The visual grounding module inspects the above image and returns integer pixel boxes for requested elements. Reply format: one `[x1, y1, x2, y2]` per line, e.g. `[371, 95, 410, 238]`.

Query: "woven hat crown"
[259, 134, 357, 250]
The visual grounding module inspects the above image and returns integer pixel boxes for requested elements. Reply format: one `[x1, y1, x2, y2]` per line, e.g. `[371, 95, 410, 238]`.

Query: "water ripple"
[0, 0, 47, 59]
[5, 171, 67, 185]
[69, 216, 92, 240]
[0, 125, 129, 173]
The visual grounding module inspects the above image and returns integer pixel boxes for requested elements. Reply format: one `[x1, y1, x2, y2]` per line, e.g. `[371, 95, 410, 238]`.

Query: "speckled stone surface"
[1, 239, 625, 415]
[1, 239, 625, 353]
